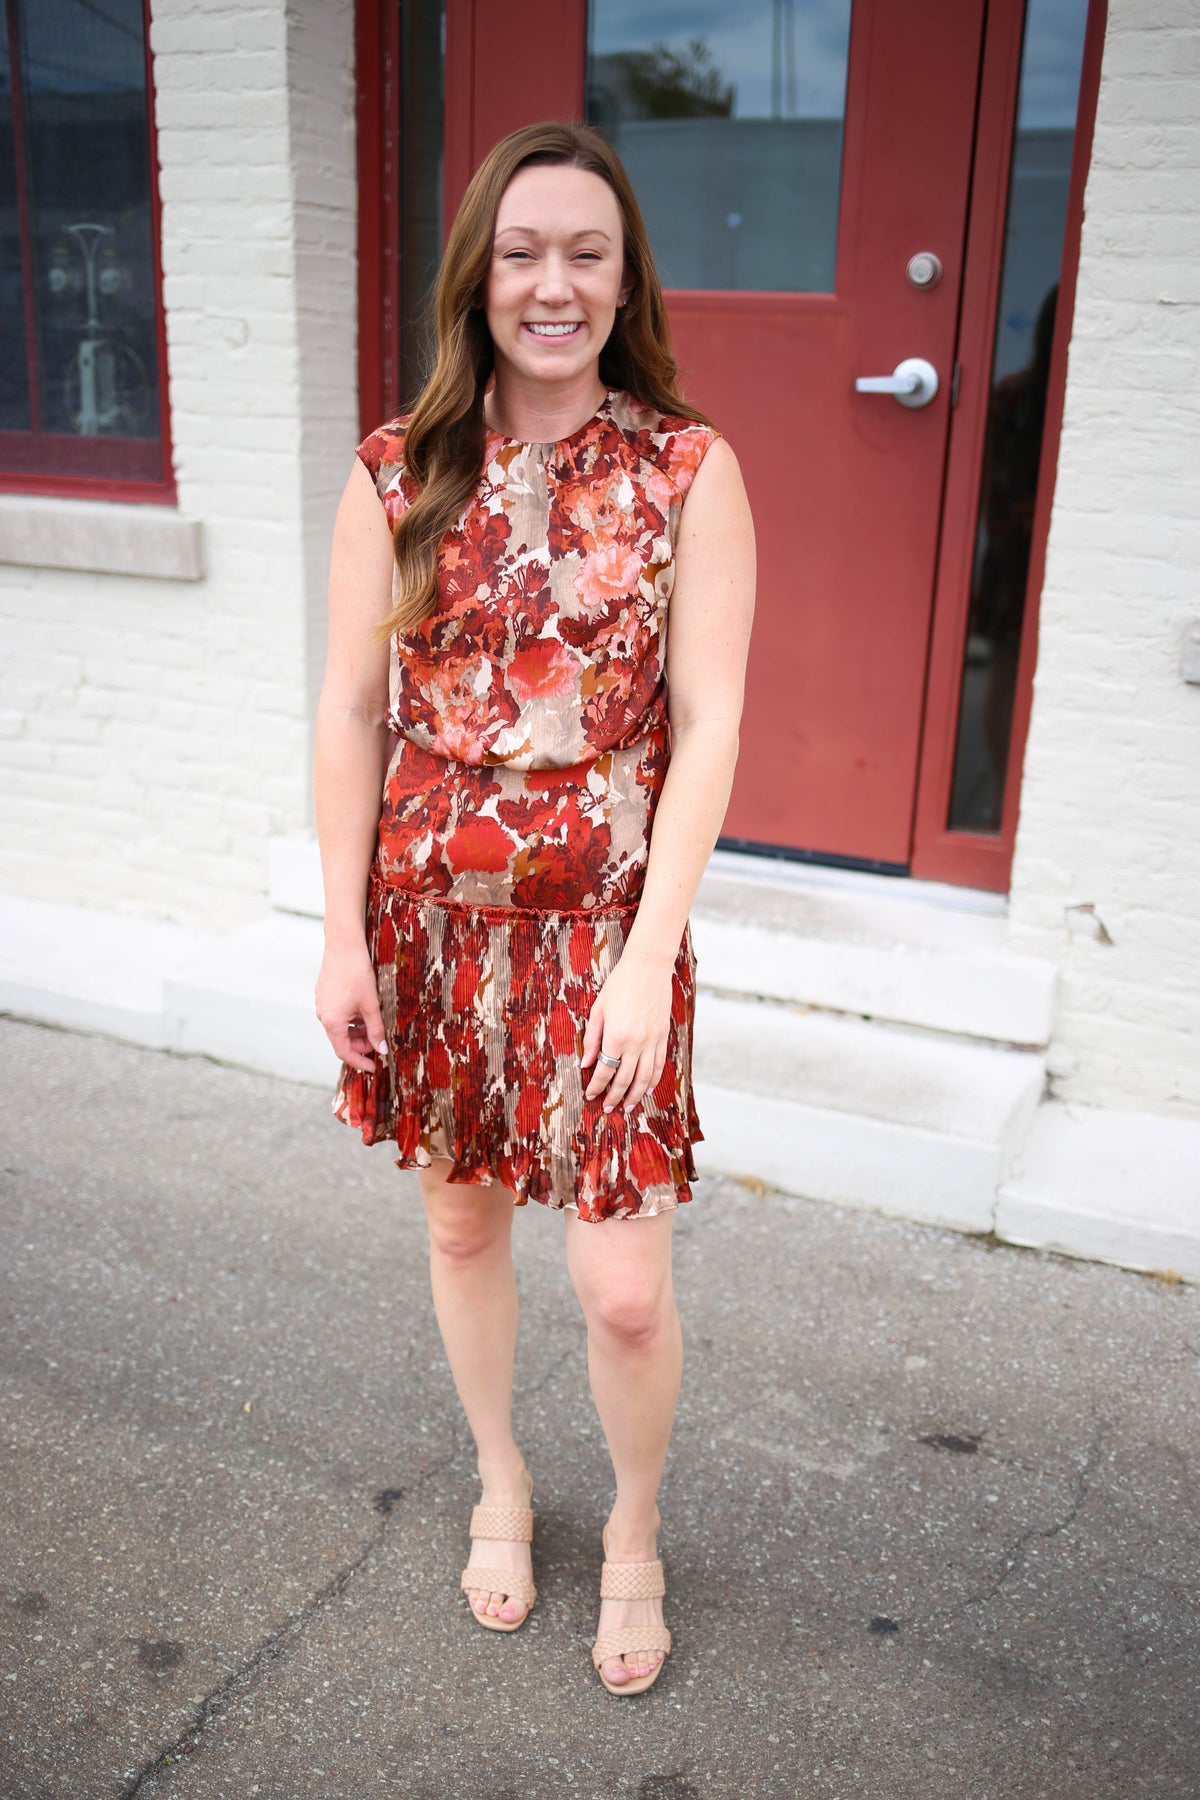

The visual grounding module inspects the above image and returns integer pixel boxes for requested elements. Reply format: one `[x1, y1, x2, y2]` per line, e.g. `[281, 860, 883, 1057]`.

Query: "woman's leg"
[418, 1160, 532, 1625]
[563, 1206, 681, 1685]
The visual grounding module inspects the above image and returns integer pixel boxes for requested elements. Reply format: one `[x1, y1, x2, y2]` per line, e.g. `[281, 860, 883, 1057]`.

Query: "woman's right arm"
[313, 456, 396, 1073]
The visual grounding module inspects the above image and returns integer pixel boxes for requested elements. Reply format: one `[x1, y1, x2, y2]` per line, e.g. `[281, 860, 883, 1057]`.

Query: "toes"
[602, 1658, 630, 1684]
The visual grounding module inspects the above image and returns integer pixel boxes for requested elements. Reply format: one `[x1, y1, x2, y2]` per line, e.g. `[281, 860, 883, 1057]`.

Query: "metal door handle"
[854, 357, 939, 409]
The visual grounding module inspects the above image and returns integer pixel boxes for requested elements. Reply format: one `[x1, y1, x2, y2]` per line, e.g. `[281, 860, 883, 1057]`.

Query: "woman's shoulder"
[608, 390, 723, 500]
[356, 413, 414, 487]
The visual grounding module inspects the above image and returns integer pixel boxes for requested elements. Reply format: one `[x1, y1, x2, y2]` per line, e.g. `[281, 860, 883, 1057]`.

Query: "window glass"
[0, 22, 31, 430]
[586, 0, 852, 292]
[947, 0, 1090, 833]
[3, 0, 164, 481]
[398, 0, 445, 405]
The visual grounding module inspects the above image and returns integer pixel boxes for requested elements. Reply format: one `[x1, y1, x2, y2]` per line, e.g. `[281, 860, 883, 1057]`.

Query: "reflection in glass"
[586, 0, 852, 292]
[0, 22, 32, 431]
[948, 0, 1089, 834]
[14, 0, 160, 445]
[398, 0, 445, 407]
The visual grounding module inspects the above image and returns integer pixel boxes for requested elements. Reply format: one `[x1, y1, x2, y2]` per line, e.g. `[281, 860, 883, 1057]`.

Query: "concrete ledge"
[165, 913, 338, 1086]
[693, 853, 1055, 1047]
[0, 493, 205, 581]
[694, 990, 1045, 1146]
[0, 894, 200, 1050]
[2, 888, 1195, 1280]
[997, 1102, 1200, 1280]
[692, 1083, 1002, 1234]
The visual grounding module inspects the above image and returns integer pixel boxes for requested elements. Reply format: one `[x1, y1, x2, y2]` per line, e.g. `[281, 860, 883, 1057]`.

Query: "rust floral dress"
[333, 386, 722, 1221]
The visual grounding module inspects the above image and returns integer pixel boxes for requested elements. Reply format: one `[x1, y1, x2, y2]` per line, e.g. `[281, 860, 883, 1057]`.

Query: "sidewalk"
[2, 1016, 1197, 1799]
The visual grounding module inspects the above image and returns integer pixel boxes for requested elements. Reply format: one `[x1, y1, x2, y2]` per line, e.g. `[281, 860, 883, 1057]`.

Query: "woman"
[314, 119, 755, 1696]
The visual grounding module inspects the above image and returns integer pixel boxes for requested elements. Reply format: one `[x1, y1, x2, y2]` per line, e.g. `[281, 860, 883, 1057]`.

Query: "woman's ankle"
[475, 1450, 531, 1496]
[604, 1502, 662, 1556]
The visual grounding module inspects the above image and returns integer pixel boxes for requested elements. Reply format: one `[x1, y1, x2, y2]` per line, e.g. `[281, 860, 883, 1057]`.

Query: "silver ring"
[597, 1051, 621, 1068]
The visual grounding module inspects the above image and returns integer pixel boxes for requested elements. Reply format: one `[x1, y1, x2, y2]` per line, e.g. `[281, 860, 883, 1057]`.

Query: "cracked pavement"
[2, 1017, 1199, 1798]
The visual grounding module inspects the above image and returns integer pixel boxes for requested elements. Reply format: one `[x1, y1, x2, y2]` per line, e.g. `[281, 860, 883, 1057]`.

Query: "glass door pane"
[586, 0, 852, 292]
[947, 0, 1090, 833]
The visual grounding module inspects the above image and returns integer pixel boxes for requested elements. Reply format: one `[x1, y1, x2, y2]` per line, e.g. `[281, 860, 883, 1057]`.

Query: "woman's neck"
[483, 371, 609, 443]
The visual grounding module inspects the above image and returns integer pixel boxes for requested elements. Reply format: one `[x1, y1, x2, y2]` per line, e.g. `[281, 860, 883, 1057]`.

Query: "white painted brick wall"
[1008, 0, 1200, 1118]
[0, 0, 356, 930]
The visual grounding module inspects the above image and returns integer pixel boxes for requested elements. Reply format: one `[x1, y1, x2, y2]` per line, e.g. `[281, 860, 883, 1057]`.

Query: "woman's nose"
[534, 258, 572, 301]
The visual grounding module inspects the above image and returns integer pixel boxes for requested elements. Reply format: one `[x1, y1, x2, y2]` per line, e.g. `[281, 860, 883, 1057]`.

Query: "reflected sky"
[1018, 0, 1089, 128]
[591, 0, 1090, 126]
[590, 0, 851, 118]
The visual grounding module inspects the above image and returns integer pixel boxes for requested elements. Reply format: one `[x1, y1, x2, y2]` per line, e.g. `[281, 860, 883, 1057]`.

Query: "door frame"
[910, 0, 1108, 889]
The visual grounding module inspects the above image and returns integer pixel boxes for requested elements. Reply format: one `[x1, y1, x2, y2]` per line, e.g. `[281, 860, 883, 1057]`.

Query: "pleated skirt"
[332, 866, 702, 1222]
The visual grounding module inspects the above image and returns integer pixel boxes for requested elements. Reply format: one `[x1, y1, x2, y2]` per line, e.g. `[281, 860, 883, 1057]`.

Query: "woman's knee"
[420, 1170, 512, 1265]
[581, 1270, 674, 1352]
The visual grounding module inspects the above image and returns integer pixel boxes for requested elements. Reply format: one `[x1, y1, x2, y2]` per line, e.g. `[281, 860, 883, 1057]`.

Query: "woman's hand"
[580, 949, 673, 1113]
[315, 937, 388, 1073]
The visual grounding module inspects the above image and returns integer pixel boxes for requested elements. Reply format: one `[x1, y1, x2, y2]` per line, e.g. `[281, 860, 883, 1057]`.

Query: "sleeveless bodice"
[356, 387, 721, 909]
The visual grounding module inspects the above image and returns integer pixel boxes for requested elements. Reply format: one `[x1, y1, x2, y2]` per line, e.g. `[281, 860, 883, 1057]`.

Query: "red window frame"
[0, 0, 175, 505]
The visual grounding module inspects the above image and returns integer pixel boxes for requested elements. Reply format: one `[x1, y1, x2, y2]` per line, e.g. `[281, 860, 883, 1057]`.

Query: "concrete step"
[692, 990, 1045, 1234]
[5, 878, 1195, 1279]
[997, 1101, 1200, 1279]
[0, 894, 198, 1051]
[0, 894, 336, 1087]
[165, 912, 338, 1087]
[692, 850, 1056, 1048]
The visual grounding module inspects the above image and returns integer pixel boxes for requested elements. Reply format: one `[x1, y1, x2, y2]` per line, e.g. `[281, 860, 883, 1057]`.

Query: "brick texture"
[1008, 0, 1200, 1117]
[0, 0, 356, 930]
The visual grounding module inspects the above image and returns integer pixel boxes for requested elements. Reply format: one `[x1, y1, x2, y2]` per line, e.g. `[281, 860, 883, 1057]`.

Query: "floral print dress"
[333, 386, 722, 1221]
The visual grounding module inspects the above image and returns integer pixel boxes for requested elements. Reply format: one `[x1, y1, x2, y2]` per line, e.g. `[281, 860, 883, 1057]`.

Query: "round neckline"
[484, 385, 615, 449]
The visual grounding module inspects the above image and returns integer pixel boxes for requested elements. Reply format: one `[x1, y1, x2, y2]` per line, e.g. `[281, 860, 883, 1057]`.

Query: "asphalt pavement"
[2, 1016, 1198, 1799]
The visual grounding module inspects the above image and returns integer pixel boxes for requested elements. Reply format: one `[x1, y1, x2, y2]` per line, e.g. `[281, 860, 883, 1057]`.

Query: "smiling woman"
[313, 118, 755, 1697]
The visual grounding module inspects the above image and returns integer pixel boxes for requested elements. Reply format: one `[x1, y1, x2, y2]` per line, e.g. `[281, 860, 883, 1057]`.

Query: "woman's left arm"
[582, 435, 757, 1110]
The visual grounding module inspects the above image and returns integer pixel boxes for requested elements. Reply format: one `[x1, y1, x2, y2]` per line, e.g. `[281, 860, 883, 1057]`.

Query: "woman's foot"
[461, 1462, 535, 1628]
[594, 1514, 670, 1689]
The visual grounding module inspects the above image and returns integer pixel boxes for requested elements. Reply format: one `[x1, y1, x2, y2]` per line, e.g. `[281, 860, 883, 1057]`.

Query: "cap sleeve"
[658, 417, 723, 502]
[355, 417, 414, 523]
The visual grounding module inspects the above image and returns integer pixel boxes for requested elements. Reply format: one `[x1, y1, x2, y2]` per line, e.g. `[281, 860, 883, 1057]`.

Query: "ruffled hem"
[332, 873, 702, 1223]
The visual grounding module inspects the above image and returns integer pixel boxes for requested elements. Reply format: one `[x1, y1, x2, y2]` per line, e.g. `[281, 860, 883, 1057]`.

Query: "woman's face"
[484, 163, 628, 390]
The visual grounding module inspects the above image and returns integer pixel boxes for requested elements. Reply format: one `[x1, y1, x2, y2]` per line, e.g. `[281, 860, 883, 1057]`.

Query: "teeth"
[527, 322, 580, 336]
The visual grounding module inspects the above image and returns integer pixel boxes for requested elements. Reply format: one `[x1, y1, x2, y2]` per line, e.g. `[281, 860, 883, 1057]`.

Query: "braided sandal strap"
[460, 1563, 537, 1604]
[600, 1557, 665, 1600]
[591, 1624, 672, 1668]
[468, 1504, 533, 1542]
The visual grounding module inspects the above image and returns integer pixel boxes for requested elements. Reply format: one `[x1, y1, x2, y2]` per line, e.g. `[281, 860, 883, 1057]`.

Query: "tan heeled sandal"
[591, 1525, 672, 1695]
[459, 1496, 536, 1633]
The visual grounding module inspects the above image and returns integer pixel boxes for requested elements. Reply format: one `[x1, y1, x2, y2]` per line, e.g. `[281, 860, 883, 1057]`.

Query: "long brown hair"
[378, 118, 712, 636]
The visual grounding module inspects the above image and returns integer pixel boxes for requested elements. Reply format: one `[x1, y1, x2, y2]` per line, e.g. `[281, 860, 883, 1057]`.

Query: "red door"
[361, 0, 1100, 888]
[666, 0, 988, 870]
[439, 0, 985, 874]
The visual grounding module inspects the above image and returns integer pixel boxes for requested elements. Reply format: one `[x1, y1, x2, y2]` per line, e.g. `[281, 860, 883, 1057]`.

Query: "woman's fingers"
[318, 1012, 374, 1072]
[315, 942, 387, 1073]
[316, 988, 387, 1072]
[586, 1039, 667, 1112]
[580, 998, 605, 1073]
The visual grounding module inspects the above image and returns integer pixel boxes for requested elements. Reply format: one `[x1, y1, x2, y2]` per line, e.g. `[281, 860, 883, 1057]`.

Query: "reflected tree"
[609, 38, 734, 119]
